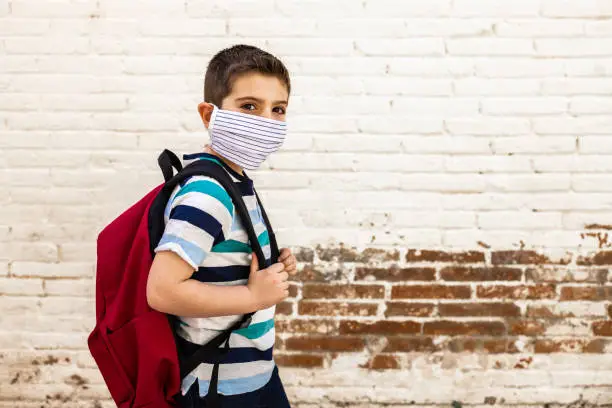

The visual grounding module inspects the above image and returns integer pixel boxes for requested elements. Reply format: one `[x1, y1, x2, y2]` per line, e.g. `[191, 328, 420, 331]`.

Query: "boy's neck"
[203, 145, 244, 176]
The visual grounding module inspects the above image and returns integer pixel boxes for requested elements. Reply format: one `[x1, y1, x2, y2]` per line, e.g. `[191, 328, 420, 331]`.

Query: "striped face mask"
[208, 105, 287, 170]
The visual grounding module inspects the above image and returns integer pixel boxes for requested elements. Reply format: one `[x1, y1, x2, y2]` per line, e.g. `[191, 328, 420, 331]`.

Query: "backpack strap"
[253, 189, 280, 263]
[157, 149, 183, 183]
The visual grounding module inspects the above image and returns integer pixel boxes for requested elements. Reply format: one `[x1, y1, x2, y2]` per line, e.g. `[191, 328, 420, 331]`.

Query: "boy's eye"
[241, 103, 256, 111]
[273, 106, 286, 115]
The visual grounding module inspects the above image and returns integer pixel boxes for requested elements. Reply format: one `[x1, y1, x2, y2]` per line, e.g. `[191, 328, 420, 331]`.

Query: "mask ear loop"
[207, 103, 219, 132]
[204, 104, 219, 152]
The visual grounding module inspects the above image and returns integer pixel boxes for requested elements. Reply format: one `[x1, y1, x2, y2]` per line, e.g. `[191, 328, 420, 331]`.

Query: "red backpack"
[88, 150, 279, 407]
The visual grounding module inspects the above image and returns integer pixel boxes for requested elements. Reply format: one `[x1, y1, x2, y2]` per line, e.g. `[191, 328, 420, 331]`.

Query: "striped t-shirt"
[154, 152, 276, 397]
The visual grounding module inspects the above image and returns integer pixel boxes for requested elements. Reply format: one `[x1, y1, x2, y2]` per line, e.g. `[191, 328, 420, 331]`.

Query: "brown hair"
[204, 44, 291, 106]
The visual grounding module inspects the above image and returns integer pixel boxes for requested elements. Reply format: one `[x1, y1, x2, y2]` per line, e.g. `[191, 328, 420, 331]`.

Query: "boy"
[146, 45, 297, 407]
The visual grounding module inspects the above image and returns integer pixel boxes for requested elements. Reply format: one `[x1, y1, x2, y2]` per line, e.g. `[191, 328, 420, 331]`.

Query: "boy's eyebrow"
[235, 96, 288, 105]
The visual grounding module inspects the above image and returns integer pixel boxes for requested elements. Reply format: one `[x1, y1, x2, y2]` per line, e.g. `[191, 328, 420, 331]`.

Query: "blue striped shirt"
[154, 153, 276, 397]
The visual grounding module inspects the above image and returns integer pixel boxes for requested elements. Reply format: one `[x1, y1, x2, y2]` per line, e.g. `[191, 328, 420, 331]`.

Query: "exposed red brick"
[275, 336, 285, 351]
[577, 251, 612, 266]
[492, 250, 568, 265]
[384, 337, 437, 352]
[276, 302, 293, 316]
[535, 339, 566, 353]
[288, 284, 299, 298]
[513, 356, 534, 369]
[360, 354, 400, 370]
[508, 319, 547, 336]
[302, 284, 384, 299]
[316, 244, 360, 262]
[438, 303, 520, 317]
[385, 302, 435, 317]
[275, 354, 324, 368]
[447, 338, 468, 353]
[584, 339, 609, 353]
[298, 301, 378, 317]
[526, 306, 557, 318]
[441, 266, 522, 281]
[593, 321, 612, 336]
[483, 339, 510, 353]
[285, 336, 364, 352]
[276, 246, 612, 366]
[392, 285, 471, 299]
[355, 266, 435, 281]
[560, 286, 612, 301]
[316, 245, 399, 263]
[406, 249, 484, 263]
[30, 355, 67, 366]
[339, 320, 421, 335]
[526, 304, 597, 318]
[294, 247, 314, 262]
[361, 248, 401, 263]
[477, 241, 491, 249]
[585, 224, 612, 230]
[504, 340, 519, 354]
[294, 265, 346, 282]
[423, 321, 506, 336]
[526, 267, 608, 283]
[535, 339, 601, 354]
[275, 319, 338, 334]
[448, 338, 508, 353]
[476, 284, 556, 300]
[581, 232, 611, 249]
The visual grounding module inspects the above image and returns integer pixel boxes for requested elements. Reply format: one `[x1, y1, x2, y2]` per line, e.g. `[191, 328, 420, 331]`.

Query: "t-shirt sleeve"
[154, 176, 234, 270]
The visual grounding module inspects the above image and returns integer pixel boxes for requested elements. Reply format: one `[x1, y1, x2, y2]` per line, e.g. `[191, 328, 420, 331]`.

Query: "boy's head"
[198, 45, 291, 126]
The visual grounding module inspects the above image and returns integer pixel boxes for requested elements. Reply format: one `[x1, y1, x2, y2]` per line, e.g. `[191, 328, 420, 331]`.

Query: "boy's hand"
[247, 253, 289, 310]
[278, 248, 298, 275]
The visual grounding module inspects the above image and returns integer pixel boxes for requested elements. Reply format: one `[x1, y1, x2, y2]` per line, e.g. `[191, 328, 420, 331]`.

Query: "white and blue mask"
[208, 105, 287, 170]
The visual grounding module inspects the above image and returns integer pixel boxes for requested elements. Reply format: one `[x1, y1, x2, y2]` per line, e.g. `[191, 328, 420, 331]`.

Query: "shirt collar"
[182, 152, 249, 181]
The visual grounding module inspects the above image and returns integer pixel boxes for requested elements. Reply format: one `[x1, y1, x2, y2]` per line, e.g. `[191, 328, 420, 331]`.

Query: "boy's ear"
[198, 102, 214, 129]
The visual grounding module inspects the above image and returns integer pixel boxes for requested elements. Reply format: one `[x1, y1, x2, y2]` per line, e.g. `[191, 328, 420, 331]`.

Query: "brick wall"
[2, 0, 612, 406]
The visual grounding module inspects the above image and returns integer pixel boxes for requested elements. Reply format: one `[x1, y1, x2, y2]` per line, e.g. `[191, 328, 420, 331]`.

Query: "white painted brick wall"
[2, 0, 612, 406]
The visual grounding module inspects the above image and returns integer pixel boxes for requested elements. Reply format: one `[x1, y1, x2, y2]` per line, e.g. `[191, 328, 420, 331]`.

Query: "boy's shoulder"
[171, 175, 235, 218]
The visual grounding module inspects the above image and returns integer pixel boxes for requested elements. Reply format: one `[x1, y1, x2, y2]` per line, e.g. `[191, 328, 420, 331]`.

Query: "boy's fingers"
[250, 252, 258, 273]
[283, 260, 297, 273]
[278, 248, 292, 261]
[268, 262, 285, 274]
[280, 252, 295, 264]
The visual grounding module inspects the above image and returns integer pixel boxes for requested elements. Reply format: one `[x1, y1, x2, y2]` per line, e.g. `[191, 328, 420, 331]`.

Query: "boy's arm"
[146, 176, 288, 317]
[148, 251, 289, 317]
[148, 251, 252, 317]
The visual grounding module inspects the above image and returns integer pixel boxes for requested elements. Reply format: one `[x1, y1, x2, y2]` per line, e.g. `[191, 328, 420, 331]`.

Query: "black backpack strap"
[254, 189, 280, 263]
[158, 149, 183, 183]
